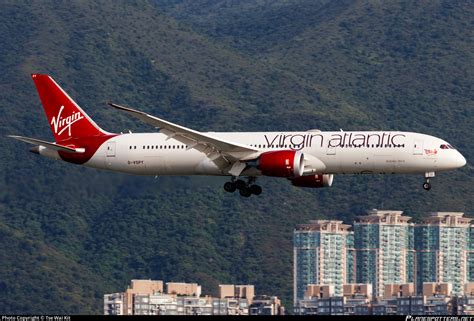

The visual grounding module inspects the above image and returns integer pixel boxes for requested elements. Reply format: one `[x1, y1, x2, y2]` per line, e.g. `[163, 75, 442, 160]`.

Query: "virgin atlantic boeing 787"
[9, 74, 466, 197]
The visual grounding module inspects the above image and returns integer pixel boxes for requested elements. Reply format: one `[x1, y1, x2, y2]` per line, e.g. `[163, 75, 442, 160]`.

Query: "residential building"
[212, 298, 249, 315]
[133, 293, 177, 315]
[249, 295, 284, 315]
[295, 283, 372, 315]
[468, 226, 474, 282]
[293, 220, 353, 303]
[123, 279, 164, 315]
[346, 232, 356, 284]
[415, 212, 472, 295]
[458, 283, 474, 315]
[176, 296, 213, 315]
[354, 209, 414, 297]
[104, 292, 124, 315]
[397, 296, 425, 315]
[105, 279, 282, 315]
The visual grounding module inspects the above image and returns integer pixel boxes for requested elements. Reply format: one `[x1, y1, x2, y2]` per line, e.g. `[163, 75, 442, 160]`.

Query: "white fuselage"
[82, 131, 466, 177]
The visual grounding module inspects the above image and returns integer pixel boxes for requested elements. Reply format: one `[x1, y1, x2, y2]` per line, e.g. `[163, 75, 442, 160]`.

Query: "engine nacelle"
[257, 150, 304, 177]
[290, 174, 334, 188]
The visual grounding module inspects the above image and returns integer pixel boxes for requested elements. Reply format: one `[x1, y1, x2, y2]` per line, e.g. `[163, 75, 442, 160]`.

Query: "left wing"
[109, 103, 259, 175]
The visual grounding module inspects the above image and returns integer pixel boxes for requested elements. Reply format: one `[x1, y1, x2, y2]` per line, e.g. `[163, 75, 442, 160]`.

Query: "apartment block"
[459, 283, 474, 315]
[105, 280, 282, 315]
[354, 209, 414, 298]
[293, 220, 353, 302]
[468, 226, 474, 282]
[249, 295, 284, 315]
[212, 298, 249, 315]
[295, 283, 372, 315]
[415, 212, 472, 295]
[104, 292, 124, 315]
[123, 279, 164, 315]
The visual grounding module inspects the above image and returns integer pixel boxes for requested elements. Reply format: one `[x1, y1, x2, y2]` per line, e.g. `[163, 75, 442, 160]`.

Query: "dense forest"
[0, 0, 472, 313]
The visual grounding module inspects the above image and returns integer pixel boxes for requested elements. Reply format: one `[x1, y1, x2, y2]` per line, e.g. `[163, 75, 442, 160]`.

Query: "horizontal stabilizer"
[7, 135, 83, 153]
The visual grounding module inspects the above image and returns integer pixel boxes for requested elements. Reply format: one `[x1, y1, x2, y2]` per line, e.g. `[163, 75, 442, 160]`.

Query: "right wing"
[109, 103, 260, 176]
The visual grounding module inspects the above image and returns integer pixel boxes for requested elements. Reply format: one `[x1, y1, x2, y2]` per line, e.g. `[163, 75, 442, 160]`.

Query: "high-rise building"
[415, 212, 472, 295]
[467, 225, 474, 283]
[354, 209, 414, 298]
[346, 232, 356, 284]
[293, 220, 353, 303]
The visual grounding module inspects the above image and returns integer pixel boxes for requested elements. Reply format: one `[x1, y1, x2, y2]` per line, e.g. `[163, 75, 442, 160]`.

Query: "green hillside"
[0, 0, 472, 313]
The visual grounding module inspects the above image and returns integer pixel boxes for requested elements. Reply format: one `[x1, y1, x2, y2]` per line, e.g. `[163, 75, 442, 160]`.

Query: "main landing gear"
[423, 172, 435, 191]
[224, 177, 262, 197]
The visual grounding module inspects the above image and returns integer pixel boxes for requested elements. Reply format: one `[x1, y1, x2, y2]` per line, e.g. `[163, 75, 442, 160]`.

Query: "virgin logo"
[50, 105, 84, 136]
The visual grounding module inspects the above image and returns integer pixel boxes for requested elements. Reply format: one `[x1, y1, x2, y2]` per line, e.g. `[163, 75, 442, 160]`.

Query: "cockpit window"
[440, 144, 456, 150]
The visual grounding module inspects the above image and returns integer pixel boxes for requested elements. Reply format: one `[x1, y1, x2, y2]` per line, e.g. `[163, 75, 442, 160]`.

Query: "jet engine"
[290, 174, 334, 188]
[257, 150, 304, 177]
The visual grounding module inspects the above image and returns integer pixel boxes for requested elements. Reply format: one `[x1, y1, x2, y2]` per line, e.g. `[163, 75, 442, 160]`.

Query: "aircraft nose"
[456, 152, 467, 168]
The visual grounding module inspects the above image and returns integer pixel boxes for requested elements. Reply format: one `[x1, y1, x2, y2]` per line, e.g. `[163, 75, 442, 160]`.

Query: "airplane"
[9, 74, 467, 197]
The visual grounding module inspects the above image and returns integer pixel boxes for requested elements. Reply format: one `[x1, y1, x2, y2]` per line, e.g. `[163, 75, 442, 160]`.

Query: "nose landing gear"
[423, 180, 431, 191]
[423, 172, 435, 191]
[223, 177, 262, 197]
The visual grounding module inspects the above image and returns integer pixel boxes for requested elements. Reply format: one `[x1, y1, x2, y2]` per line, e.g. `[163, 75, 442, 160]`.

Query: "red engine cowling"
[257, 150, 304, 177]
[290, 174, 334, 188]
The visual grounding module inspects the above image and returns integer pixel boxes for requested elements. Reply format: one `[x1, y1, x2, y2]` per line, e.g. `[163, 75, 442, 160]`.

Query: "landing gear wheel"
[239, 187, 252, 198]
[224, 182, 236, 193]
[423, 182, 431, 191]
[235, 179, 246, 190]
[250, 185, 262, 196]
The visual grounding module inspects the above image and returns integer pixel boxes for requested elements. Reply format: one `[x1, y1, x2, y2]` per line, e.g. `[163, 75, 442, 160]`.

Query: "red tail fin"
[31, 74, 108, 142]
